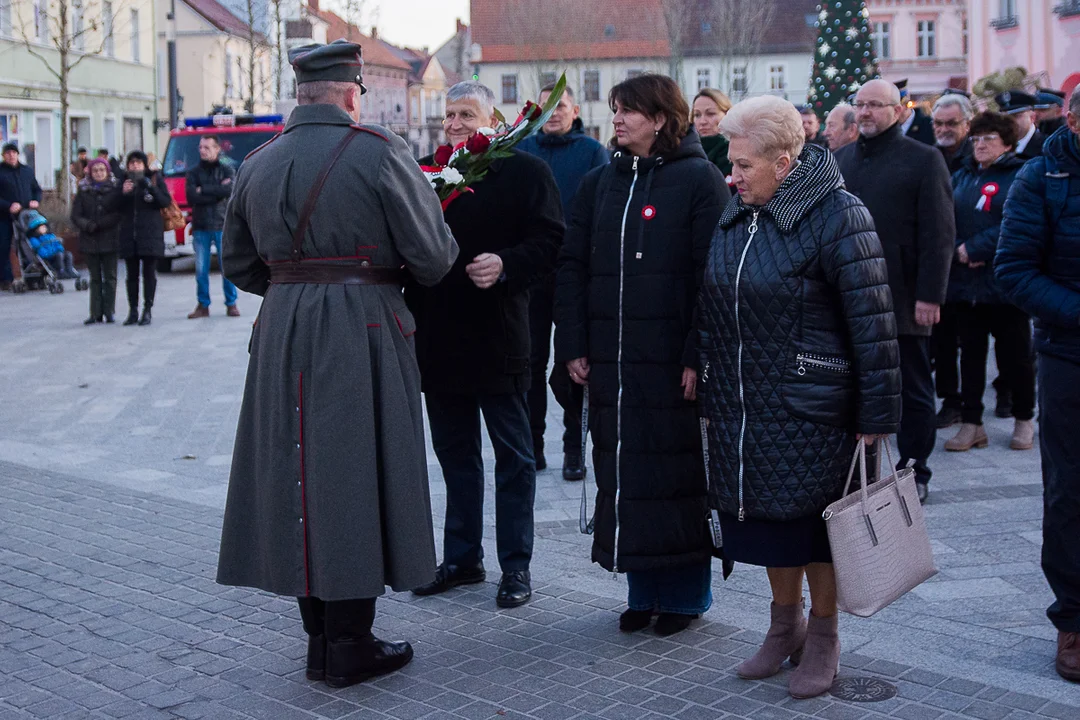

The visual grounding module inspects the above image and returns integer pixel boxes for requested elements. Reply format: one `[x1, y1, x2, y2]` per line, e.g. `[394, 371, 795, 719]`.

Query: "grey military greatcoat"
[216, 104, 458, 600]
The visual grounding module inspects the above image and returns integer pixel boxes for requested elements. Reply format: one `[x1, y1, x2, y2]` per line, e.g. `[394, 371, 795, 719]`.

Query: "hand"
[122, 180, 134, 194]
[856, 433, 888, 446]
[222, 178, 232, 185]
[681, 367, 698, 401]
[915, 301, 940, 327]
[9, 202, 21, 214]
[28, 201, 38, 209]
[195, 186, 202, 194]
[567, 358, 590, 385]
[466, 253, 504, 289]
[956, 243, 969, 265]
[968, 261, 986, 268]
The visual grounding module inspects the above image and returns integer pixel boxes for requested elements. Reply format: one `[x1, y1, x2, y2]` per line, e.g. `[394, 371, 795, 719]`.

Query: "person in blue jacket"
[23, 210, 77, 278]
[995, 86, 1080, 683]
[517, 82, 609, 480]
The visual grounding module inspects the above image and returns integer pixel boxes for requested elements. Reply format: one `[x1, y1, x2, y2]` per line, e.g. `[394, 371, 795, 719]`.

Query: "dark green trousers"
[85, 252, 118, 319]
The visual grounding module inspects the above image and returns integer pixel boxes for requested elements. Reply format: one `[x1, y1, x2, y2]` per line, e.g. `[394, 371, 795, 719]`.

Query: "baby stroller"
[11, 209, 88, 295]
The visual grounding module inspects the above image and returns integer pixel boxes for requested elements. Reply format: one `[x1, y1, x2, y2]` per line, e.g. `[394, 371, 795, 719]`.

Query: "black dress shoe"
[138, 308, 152, 326]
[654, 612, 698, 636]
[324, 638, 413, 688]
[619, 608, 653, 632]
[306, 634, 326, 681]
[412, 562, 485, 596]
[122, 310, 139, 326]
[936, 406, 962, 429]
[83, 316, 100, 325]
[104, 314, 115, 324]
[535, 453, 547, 471]
[916, 481, 929, 505]
[562, 453, 585, 481]
[996, 390, 1014, 419]
[496, 570, 532, 608]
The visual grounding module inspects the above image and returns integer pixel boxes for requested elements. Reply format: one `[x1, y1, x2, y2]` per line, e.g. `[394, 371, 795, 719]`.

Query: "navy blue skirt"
[718, 512, 833, 568]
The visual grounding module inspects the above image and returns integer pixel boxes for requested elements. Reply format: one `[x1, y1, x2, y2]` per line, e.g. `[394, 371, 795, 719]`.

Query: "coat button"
[296, 443, 301, 449]
[360, 260, 370, 267]
[299, 518, 303, 523]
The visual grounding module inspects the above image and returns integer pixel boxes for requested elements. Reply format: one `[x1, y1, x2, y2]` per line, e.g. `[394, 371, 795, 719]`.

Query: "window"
[226, 51, 235, 98]
[696, 68, 712, 92]
[73, 0, 85, 50]
[130, 9, 140, 63]
[917, 20, 936, 57]
[103, 2, 114, 57]
[583, 70, 600, 102]
[769, 65, 785, 91]
[539, 72, 557, 89]
[731, 66, 747, 94]
[501, 74, 518, 104]
[992, 0, 1020, 27]
[871, 22, 890, 59]
[0, 0, 11, 38]
[999, 0, 1017, 17]
[33, 0, 47, 42]
[627, 69, 644, 79]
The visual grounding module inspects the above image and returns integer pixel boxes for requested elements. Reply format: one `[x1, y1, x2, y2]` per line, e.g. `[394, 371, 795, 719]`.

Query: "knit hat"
[125, 150, 149, 167]
[87, 158, 110, 174]
[25, 211, 48, 232]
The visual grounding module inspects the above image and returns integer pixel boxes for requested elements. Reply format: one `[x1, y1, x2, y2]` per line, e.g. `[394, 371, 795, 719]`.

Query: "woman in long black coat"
[555, 74, 730, 636]
[117, 150, 171, 326]
[71, 158, 122, 324]
[698, 96, 900, 699]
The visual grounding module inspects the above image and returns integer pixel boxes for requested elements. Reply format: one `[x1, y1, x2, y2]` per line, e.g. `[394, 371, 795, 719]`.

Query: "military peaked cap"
[289, 40, 367, 94]
[1035, 89, 1066, 109]
[996, 90, 1036, 115]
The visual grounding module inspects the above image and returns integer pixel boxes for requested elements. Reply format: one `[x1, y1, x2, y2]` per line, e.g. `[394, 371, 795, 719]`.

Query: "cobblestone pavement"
[1, 268, 1078, 719]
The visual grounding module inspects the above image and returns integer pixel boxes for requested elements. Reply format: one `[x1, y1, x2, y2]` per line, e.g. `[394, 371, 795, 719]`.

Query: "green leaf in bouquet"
[493, 107, 507, 126]
[529, 73, 568, 131]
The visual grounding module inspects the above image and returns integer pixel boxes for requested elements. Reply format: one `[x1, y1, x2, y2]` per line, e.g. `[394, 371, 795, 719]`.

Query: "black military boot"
[297, 597, 326, 681]
[122, 308, 139, 326]
[324, 599, 413, 689]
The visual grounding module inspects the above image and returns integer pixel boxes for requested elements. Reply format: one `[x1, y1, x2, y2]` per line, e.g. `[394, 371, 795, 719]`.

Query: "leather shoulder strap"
[291, 128, 360, 261]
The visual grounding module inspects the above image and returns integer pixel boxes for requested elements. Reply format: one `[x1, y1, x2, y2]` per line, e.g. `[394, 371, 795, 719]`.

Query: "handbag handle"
[838, 438, 913, 528]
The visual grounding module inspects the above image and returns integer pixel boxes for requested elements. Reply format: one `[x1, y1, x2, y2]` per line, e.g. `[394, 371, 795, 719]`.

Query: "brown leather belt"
[270, 262, 404, 286]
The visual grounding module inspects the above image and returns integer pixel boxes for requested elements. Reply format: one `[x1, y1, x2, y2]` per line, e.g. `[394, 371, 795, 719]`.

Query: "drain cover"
[830, 676, 898, 702]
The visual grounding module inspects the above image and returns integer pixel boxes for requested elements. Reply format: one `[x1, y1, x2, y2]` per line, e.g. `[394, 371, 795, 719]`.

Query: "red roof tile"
[307, 6, 413, 71]
[185, 0, 267, 42]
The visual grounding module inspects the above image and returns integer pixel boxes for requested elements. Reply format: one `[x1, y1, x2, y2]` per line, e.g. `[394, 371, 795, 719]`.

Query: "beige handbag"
[824, 440, 937, 617]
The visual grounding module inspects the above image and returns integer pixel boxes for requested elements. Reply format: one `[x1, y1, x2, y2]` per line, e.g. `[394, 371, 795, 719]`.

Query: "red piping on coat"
[298, 372, 311, 596]
[392, 312, 415, 337]
[367, 323, 381, 328]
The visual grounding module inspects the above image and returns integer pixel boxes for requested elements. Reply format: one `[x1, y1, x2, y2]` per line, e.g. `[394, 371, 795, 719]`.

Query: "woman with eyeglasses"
[943, 112, 1036, 452]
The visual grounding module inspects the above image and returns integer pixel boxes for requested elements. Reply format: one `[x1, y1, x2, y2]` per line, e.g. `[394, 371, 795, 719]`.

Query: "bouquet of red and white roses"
[421, 74, 568, 210]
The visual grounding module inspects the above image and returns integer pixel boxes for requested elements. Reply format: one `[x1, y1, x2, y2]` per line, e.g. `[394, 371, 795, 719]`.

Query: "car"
[157, 111, 283, 272]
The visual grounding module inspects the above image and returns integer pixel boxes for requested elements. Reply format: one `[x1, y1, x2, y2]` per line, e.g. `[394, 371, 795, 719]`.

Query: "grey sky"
[369, 0, 469, 51]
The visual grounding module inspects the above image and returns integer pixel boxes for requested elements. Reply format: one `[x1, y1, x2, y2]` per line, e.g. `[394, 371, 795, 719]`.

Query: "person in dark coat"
[1037, 89, 1067, 136]
[218, 40, 459, 688]
[897, 80, 936, 146]
[699, 96, 901, 699]
[835, 79, 955, 503]
[555, 74, 730, 637]
[117, 151, 171, 326]
[996, 90, 1080, 683]
[71, 159, 122, 324]
[517, 83, 609, 480]
[998, 90, 1046, 160]
[692, 88, 733, 176]
[186, 134, 238, 318]
[407, 81, 563, 610]
[0, 142, 42, 291]
[797, 105, 826, 146]
[941, 112, 1034, 453]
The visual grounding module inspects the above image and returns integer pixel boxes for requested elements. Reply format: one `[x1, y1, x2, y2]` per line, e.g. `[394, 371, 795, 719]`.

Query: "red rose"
[465, 132, 491, 154]
[523, 101, 543, 121]
[433, 144, 453, 166]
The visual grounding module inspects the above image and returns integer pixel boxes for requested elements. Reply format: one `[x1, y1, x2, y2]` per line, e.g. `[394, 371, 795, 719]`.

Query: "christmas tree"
[808, 1, 879, 117]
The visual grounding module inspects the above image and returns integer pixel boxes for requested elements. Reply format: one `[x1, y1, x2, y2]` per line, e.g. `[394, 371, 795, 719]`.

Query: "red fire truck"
[158, 111, 283, 271]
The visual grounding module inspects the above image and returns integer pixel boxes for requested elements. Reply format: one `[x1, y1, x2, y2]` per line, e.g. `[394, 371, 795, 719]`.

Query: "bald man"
[834, 79, 955, 504]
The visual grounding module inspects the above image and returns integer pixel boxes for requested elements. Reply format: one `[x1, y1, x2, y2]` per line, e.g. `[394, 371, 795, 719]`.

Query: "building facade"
[968, 0, 1080, 94]
[0, 0, 157, 190]
[865, 0, 967, 96]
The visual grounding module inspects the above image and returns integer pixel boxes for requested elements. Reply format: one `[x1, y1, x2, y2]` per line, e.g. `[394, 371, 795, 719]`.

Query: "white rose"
[440, 167, 464, 184]
[478, 127, 497, 137]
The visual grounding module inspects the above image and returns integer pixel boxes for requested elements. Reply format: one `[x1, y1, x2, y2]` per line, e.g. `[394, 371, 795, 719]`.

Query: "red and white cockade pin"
[641, 205, 657, 221]
[975, 182, 999, 213]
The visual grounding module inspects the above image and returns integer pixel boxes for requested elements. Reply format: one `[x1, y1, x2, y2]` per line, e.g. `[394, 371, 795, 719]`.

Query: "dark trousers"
[934, 304, 962, 410]
[527, 281, 582, 456]
[85, 252, 118, 319]
[125, 256, 157, 309]
[898, 335, 936, 486]
[0, 220, 13, 284]
[1038, 354, 1080, 633]
[296, 597, 376, 641]
[425, 392, 536, 573]
[957, 304, 1036, 424]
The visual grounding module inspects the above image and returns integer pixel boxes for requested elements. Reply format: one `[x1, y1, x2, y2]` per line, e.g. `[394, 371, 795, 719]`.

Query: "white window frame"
[999, 0, 1017, 17]
[696, 67, 712, 92]
[130, 8, 140, 63]
[582, 69, 601, 102]
[769, 65, 785, 92]
[917, 19, 936, 58]
[33, 0, 48, 43]
[500, 74, 518, 104]
[871, 21, 891, 60]
[0, 0, 11, 39]
[731, 66, 748, 94]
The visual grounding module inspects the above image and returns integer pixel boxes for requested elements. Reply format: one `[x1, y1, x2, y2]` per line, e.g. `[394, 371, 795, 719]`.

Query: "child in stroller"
[14, 209, 87, 294]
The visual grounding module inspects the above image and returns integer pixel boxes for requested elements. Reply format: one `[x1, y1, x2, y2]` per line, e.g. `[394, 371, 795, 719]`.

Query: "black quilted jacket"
[554, 130, 730, 572]
[698, 144, 901, 522]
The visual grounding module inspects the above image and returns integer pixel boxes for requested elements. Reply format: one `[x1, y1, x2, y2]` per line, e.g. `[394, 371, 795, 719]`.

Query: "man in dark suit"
[998, 90, 1046, 160]
[836, 79, 956, 503]
[896, 79, 935, 146]
[1037, 88, 1067, 135]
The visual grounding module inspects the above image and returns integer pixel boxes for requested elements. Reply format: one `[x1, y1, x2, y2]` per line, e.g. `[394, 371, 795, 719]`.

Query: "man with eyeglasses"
[835, 79, 955, 504]
[932, 92, 974, 174]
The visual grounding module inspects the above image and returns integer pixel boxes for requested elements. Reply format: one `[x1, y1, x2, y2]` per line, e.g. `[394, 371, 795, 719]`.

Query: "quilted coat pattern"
[554, 130, 730, 572]
[698, 144, 901, 522]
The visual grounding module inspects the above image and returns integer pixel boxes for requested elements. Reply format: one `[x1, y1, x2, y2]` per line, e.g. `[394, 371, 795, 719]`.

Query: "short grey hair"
[446, 82, 496, 116]
[720, 95, 804, 160]
[933, 94, 974, 120]
[296, 80, 356, 106]
[829, 103, 857, 127]
[1071, 85, 1080, 115]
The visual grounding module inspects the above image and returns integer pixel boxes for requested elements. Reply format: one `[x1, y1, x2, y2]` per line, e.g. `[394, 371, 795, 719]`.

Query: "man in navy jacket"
[996, 86, 1080, 683]
[517, 84, 609, 480]
[0, 143, 42, 290]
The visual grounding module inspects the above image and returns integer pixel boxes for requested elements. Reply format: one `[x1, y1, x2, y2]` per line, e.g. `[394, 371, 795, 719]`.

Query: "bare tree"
[703, 0, 778, 98]
[19, 0, 136, 211]
[338, 0, 366, 41]
[270, 0, 284, 100]
[660, 0, 689, 87]
[242, 0, 270, 112]
[498, 0, 595, 101]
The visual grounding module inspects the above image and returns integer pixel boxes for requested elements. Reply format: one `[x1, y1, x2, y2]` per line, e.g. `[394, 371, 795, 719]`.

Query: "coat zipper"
[734, 211, 760, 522]
[612, 156, 639, 573]
[796, 353, 852, 375]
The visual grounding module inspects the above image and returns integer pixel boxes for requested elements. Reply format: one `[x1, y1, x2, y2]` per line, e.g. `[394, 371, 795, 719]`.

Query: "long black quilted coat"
[554, 130, 730, 572]
[698, 144, 901, 522]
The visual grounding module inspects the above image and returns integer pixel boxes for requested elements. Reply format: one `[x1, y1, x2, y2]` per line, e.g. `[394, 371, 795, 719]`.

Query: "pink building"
[968, 0, 1080, 94]
[866, 0, 968, 97]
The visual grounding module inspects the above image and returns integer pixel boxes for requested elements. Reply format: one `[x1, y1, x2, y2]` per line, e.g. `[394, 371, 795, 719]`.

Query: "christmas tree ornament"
[807, 1, 879, 116]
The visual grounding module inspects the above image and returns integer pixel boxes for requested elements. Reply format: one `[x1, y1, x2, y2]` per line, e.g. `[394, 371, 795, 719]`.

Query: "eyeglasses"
[971, 134, 1002, 144]
[933, 119, 965, 128]
[853, 101, 896, 111]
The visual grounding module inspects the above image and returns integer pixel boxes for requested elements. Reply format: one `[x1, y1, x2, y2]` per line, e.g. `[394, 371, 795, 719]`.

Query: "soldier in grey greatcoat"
[216, 40, 459, 689]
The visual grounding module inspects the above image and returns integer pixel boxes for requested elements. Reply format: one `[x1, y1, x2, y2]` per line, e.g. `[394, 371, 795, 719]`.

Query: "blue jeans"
[425, 392, 536, 573]
[627, 562, 713, 615]
[192, 230, 237, 308]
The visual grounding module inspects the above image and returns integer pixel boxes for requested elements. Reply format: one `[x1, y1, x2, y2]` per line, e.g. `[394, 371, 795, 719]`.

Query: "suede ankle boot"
[737, 600, 807, 680]
[788, 611, 840, 699]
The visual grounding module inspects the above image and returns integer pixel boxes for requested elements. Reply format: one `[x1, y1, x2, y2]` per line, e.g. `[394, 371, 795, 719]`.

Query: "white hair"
[1071, 86, 1080, 116]
[829, 103, 857, 127]
[719, 95, 805, 160]
[933, 94, 974, 120]
[446, 82, 496, 116]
